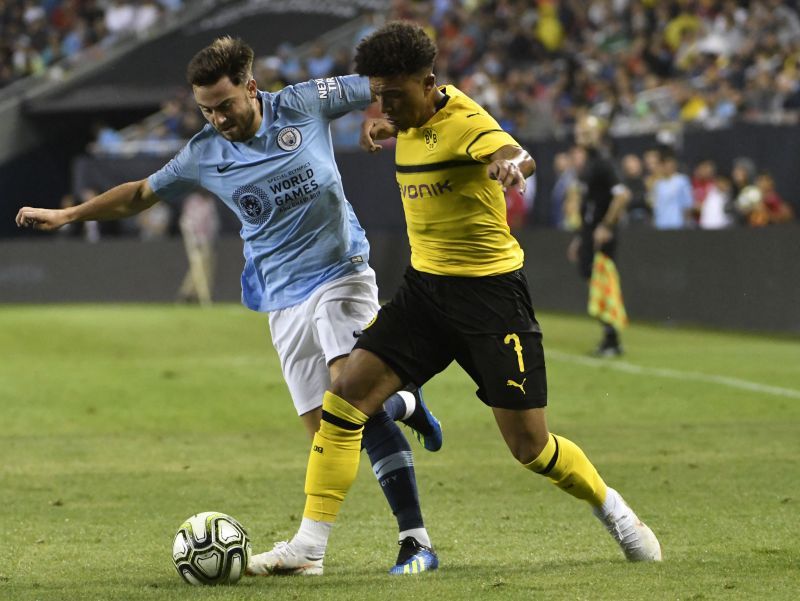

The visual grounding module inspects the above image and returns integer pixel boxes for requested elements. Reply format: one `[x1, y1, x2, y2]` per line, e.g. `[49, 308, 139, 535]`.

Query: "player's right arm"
[16, 179, 160, 231]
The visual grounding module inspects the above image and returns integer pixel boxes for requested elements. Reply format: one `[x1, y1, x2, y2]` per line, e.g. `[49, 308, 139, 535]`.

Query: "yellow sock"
[303, 391, 369, 522]
[524, 433, 607, 507]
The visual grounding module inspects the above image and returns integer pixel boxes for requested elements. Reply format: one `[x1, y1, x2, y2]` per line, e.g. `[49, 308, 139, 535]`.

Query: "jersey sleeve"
[147, 139, 201, 202]
[460, 112, 520, 162]
[278, 75, 372, 120]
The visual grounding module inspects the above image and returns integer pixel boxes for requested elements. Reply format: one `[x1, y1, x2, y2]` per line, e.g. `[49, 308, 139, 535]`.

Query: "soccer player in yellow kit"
[248, 21, 661, 575]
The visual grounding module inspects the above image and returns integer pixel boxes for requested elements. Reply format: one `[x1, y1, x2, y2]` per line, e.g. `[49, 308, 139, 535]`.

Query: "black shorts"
[354, 266, 547, 409]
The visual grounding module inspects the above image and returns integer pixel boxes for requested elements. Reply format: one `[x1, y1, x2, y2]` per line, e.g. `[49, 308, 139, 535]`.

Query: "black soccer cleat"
[389, 537, 439, 575]
[591, 339, 624, 358]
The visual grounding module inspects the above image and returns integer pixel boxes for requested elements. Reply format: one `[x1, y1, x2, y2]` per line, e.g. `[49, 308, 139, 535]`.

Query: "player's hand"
[488, 160, 526, 193]
[359, 118, 397, 153]
[593, 223, 614, 249]
[15, 207, 69, 231]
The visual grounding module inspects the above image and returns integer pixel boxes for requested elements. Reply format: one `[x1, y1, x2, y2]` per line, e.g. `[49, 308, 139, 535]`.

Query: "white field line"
[547, 350, 800, 400]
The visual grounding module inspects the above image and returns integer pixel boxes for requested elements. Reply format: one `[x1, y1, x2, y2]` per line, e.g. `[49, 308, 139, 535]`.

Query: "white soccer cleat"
[593, 488, 662, 562]
[245, 540, 324, 576]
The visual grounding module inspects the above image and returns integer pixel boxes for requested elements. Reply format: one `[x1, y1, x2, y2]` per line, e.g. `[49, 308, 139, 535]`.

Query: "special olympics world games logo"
[232, 184, 272, 225]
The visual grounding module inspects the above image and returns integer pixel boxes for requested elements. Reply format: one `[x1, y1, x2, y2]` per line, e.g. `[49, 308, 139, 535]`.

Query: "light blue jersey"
[148, 75, 373, 311]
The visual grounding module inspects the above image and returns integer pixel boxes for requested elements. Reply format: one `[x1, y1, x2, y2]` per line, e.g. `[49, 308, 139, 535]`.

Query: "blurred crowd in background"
[4, 0, 797, 238]
[0, 0, 183, 88]
[83, 0, 800, 145]
[550, 143, 794, 231]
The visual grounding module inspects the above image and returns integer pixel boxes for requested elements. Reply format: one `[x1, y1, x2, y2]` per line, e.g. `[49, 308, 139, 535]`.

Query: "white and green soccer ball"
[172, 511, 251, 585]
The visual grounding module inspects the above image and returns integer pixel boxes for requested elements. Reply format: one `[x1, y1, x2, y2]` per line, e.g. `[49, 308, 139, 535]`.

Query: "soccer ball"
[172, 511, 251, 585]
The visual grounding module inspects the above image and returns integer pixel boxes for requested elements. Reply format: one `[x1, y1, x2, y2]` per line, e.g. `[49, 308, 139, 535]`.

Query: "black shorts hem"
[480, 394, 548, 410]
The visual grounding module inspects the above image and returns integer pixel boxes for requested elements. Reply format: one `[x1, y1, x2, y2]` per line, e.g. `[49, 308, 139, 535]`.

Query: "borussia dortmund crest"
[423, 127, 438, 151]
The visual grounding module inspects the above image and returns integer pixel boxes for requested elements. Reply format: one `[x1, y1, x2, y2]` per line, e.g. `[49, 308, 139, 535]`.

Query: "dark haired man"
[17, 36, 441, 575]
[256, 21, 661, 575]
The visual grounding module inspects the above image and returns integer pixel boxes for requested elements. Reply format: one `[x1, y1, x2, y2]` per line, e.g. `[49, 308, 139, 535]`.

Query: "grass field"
[1, 304, 798, 601]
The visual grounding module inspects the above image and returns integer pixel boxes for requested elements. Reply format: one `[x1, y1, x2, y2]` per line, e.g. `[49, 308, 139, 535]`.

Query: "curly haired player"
[250, 21, 661, 576]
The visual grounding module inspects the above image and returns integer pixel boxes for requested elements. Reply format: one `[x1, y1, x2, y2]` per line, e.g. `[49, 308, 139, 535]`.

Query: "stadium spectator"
[652, 149, 694, 229]
[734, 159, 794, 227]
[134, 1, 160, 34]
[754, 171, 796, 225]
[88, 120, 124, 154]
[135, 197, 171, 240]
[305, 43, 335, 80]
[254, 55, 288, 92]
[548, 151, 577, 229]
[691, 159, 717, 224]
[274, 42, 306, 83]
[730, 156, 759, 225]
[698, 174, 734, 230]
[177, 189, 219, 305]
[620, 153, 650, 226]
[505, 172, 536, 232]
[104, 1, 136, 38]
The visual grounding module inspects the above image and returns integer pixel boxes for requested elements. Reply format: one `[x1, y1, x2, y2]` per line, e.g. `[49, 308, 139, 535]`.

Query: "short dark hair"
[354, 21, 437, 77]
[186, 36, 254, 87]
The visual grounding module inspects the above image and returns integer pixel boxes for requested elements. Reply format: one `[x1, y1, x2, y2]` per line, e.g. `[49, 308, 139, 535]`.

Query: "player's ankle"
[293, 518, 332, 557]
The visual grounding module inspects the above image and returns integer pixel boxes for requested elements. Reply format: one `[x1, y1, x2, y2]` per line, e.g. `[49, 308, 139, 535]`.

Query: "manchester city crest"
[276, 126, 302, 152]
[232, 184, 272, 225]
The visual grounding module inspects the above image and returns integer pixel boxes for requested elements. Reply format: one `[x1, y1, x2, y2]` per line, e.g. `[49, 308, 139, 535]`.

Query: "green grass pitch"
[1, 304, 798, 600]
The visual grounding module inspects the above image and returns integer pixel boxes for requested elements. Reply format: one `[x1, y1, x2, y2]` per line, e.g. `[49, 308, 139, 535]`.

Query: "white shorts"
[268, 268, 380, 416]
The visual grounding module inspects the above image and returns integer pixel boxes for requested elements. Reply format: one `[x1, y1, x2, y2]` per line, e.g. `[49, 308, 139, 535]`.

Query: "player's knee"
[508, 433, 549, 465]
[330, 374, 382, 415]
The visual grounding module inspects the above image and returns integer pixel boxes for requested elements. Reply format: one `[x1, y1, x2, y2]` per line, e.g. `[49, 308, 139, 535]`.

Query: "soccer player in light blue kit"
[16, 36, 441, 575]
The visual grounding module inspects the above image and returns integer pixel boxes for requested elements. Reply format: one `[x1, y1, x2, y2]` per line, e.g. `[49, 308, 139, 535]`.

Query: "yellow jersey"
[395, 85, 524, 276]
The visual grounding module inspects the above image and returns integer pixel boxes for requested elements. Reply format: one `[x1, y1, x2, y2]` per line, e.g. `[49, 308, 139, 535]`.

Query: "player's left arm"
[486, 145, 536, 193]
[592, 159, 630, 248]
[290, 75, 373, 120]
[593, 183, 631, 249]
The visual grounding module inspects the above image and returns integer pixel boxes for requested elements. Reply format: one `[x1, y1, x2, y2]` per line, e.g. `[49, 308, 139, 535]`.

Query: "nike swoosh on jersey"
[217, 162, 236, 173]
[466, 112, 481, 118]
